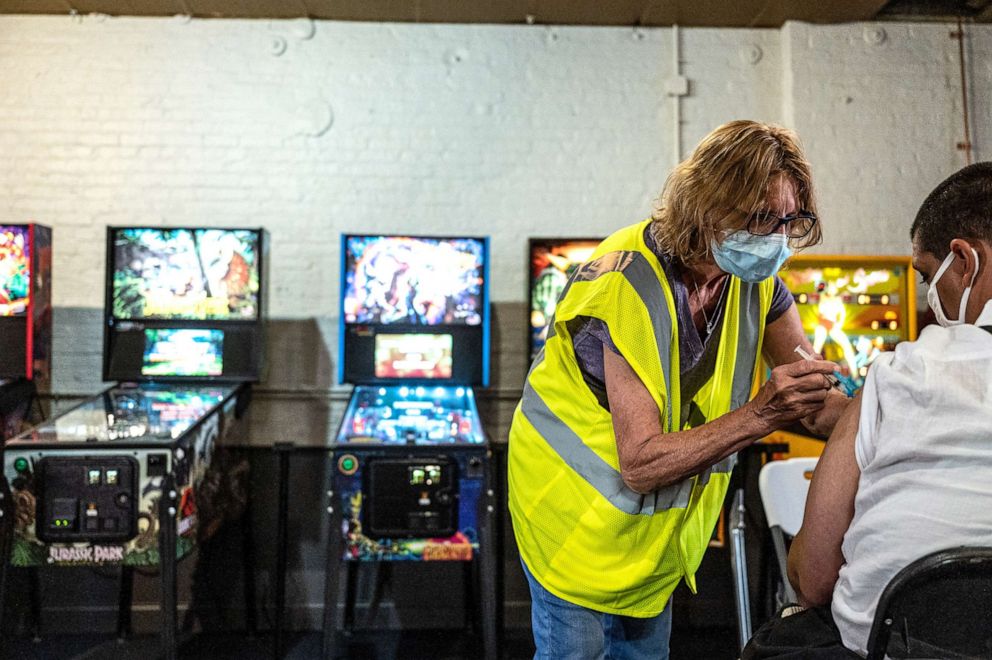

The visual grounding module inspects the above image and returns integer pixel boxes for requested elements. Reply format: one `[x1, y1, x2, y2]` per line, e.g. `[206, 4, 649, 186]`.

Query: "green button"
[13, 458, 28, 473]
[342, 458, 355, 470]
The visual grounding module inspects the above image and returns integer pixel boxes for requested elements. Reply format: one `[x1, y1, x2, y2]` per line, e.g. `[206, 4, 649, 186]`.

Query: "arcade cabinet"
[323, 234, 497, 659]
[528, 238, 601, 363]
[0, 224, 52, 439]
[0, 226, 267, 660]
[765, 255, 917, 457]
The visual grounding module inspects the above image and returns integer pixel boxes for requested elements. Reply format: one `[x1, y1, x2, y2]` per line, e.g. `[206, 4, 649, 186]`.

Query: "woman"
[508, 120, 851, 659]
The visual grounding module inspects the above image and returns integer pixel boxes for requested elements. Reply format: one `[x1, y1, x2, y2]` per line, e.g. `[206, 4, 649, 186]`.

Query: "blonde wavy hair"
[651, 120, 821, 264]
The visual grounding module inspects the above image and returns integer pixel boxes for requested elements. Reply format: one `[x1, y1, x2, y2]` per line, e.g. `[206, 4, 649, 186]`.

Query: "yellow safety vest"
[508, 219, 772, 617]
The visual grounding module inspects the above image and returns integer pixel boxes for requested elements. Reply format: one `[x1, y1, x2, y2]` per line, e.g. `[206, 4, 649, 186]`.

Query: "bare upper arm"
[787, 391, 863, 606]
[603, 345, 664, 492]
[763, 301, 816, 369]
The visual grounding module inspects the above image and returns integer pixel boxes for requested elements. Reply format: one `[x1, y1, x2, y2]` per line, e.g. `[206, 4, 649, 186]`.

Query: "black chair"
[865, 546, 992, 660]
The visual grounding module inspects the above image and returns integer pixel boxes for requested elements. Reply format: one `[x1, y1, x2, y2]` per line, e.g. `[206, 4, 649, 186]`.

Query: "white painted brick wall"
[784, 21, 990, 257]
[0, 15, 988, 393]
[680, 27, 785, 151]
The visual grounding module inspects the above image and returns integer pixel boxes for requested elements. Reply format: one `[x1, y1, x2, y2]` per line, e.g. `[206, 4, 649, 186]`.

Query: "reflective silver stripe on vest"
[697, 280, 763, 486]
[560, 251, 675, 430]
[521, 375, 659, 515]
[521, 250, 676, 514]
[521, 249, 765, 515]
[731, 280, 762, 409]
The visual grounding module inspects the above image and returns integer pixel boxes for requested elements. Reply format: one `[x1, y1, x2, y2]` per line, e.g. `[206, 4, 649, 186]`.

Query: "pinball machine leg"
[322, 480, 343, 660]
[0, 475, 13, 652]
[274, 443, 292, 659]
[160, 476, 179, 660]
[117, 566, 134, 641]
[479, 460, 499, 660]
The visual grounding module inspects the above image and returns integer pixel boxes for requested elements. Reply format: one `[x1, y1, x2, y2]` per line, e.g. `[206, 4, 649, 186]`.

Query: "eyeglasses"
[746, 211, 818, 239]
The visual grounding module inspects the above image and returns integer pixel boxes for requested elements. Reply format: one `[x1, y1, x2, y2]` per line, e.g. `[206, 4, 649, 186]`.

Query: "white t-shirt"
[831, 300, 992, 656]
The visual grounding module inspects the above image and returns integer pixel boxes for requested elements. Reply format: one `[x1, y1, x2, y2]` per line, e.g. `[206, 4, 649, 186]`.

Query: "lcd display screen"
[374, 333, 453, 379]
[142, 328, 224, 377]
[112, 228, 260, 321]
[343, 236, 485, 326]
[0, 225, 31, 316]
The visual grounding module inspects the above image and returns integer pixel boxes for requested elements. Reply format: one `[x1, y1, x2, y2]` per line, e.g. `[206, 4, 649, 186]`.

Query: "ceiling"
[0, 0, 988, 25]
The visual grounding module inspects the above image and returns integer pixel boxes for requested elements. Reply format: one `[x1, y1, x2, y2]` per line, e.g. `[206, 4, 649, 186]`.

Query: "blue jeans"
[522, 560, 672, 660]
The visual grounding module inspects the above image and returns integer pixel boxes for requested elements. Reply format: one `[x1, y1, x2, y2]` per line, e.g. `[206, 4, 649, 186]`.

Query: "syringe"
[793, 344, 850, 394]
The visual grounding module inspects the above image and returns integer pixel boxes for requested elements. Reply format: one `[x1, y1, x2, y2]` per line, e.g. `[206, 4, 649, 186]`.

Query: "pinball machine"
[323, 233, 497, 659]
[0, 226, 267, 660]
[0, 224, 52, 441]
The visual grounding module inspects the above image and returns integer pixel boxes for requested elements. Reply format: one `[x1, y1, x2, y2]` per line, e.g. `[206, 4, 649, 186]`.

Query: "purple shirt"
[571, 225, 792, 420]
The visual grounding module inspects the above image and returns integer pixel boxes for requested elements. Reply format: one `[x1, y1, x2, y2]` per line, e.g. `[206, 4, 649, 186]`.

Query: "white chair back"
[758, 457, 818, 536]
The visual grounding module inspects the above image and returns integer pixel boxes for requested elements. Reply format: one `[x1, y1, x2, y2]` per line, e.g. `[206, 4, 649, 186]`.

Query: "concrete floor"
[2, 626, 738, 659]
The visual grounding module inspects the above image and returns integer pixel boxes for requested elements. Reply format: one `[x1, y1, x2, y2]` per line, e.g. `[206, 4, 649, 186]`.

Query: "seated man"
[744, 161, 992, 659]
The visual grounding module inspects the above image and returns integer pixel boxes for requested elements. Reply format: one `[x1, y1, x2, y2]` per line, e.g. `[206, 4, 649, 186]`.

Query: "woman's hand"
[746, 359, 840, 434]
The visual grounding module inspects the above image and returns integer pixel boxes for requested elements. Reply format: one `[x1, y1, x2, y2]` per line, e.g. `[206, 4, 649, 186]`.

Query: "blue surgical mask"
[711, 231, 792, 282]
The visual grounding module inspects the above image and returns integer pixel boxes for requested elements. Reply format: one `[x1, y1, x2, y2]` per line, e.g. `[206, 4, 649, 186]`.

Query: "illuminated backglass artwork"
[529, 239, 601, 361]
[112, 228, 261, 321]
[0, 225, 31, 316]
[343, 236, 485, 327]
[779, 256, 916, 393]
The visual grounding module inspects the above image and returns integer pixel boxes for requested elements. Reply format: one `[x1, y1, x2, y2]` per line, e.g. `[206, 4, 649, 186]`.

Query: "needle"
[794, 344, 846, 391]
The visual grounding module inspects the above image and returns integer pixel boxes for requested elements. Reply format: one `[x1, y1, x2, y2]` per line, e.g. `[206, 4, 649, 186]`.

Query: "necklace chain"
[691, 274, 727, 335]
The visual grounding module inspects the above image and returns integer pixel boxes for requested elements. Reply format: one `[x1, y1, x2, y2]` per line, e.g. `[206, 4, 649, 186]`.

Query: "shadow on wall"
[488, 301, 530, 393]
[261, 317, 336, 392]
[247, 317, 340, 447]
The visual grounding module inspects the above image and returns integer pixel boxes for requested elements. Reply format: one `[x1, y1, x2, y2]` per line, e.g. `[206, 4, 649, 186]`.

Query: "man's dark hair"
[911, 161, 992, 257]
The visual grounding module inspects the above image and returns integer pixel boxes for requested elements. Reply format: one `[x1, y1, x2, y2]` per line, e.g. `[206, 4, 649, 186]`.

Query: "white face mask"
[927, 249, 980, 327]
